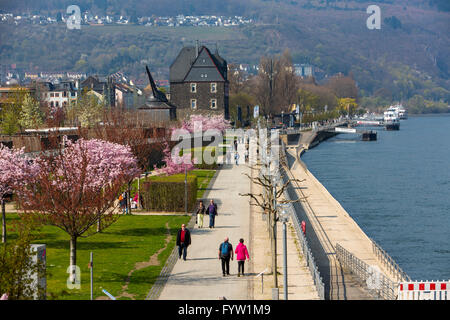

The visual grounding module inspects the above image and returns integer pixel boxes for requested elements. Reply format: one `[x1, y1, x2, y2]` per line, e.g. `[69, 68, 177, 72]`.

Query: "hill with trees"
[0, 0, 448, 113]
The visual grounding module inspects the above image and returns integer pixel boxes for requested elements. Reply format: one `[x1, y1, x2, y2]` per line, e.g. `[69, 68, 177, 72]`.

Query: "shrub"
[141, 174, 198, 212]
[0, 218, 45, 300]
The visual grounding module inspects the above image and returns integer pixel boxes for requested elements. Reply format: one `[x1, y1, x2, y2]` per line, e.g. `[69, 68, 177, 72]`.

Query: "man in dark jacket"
[176, 224, 191, 261]
[218, 237, 233, 276]
[207, 199, 218, 228]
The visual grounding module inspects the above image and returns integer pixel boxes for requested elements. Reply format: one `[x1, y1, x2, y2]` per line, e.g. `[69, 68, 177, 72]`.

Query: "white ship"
[387, 104, 408, 120]
[384, 109, 400, 130]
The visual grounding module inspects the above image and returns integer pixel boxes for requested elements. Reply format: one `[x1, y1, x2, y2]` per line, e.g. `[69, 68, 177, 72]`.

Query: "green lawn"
[3, 213, 190, 300]
[192, 170, 216, 199]
[131, 169, 216, 201]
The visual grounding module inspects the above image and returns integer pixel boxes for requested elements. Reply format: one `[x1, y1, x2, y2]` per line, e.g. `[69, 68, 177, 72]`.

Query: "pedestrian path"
[158, 163, 252, 300]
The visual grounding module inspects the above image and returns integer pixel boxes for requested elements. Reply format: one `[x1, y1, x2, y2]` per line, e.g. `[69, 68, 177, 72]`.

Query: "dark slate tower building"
[138, 66, 177, 121]
[169, 44, 229, 119]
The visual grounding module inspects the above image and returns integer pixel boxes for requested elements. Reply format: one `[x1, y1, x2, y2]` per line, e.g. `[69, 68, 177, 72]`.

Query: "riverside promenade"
[157, 152, 319, 300]
[158, 163, 252, 300]
[283, 129, 402, 299]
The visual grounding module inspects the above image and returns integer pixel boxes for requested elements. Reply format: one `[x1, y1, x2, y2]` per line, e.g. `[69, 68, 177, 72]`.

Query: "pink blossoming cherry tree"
[15, 139, 140, 282]
[0, 145, 38, 243]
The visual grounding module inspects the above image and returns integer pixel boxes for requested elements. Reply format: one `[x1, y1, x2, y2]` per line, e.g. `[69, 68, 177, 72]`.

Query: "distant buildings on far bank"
[0, 12, 253, 28]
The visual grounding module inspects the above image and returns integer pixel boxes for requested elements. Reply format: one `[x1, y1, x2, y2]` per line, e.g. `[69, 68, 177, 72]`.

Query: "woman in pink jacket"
[235, 238, 250, 277]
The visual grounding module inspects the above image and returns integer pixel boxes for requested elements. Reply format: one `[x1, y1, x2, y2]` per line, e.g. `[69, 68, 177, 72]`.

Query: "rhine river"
[302, 114, 450, 281]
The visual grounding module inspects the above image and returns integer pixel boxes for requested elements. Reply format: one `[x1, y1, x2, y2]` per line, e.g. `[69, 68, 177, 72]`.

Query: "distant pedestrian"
[235, 238, 250, 277]
[207, 199, 218, 228]
[218, 237, 234, 276]
[176, 224, 191, 261]
[226, 149, 232, 164]
[234, 152, 240, 165]
[119, 192, 128, 214]
[196, 200, 206, 228]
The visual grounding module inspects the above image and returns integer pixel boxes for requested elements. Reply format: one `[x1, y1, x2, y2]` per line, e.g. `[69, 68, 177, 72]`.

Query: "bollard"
[261, 273, 264, 294]
[272, 288, 279, 300]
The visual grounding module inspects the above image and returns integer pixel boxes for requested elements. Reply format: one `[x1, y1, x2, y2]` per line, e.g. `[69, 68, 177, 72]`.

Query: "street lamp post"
[278, 207, 290, 300]
[184, 166, 188, 214]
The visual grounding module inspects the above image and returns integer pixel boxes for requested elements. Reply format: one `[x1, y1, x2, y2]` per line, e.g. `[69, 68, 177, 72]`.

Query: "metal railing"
[279, 167, 325, 300]
[370, 237, 411, 282]
[335, 243, 398, 300]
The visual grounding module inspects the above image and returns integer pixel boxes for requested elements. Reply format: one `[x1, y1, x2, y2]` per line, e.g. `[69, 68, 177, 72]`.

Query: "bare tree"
[254, 50, 299, 116]
[239, 136, 304, 289]
[228, 63, 247, 95]
[274, 49, 299, 113]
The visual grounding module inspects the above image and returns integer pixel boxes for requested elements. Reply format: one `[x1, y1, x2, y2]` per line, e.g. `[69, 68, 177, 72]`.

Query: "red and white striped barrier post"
[398, 281, 450, 300]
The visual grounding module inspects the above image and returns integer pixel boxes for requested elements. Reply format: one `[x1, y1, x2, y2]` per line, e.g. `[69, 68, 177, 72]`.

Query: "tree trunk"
[69, 236, 77, 283]
[127, 183, 131, 215]
[1, 199, 6, 243]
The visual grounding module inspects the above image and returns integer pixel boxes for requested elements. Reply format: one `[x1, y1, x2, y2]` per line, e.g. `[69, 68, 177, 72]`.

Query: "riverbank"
[299, 115, 450, 281]
[283, 129, 407, 299]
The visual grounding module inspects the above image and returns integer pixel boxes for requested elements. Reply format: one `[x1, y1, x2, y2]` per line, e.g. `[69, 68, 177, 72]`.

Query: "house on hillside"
[169, 44, 229, 119]
[81, 75, 115, 106]
[39, 81, 78, 108]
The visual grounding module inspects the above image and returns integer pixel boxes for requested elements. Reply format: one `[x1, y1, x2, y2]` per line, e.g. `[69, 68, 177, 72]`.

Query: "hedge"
[141, 174, 198, 212]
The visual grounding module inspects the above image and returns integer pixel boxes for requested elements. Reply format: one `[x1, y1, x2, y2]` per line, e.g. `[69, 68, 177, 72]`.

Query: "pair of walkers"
[218, 237, 250, 277]
[176, 224, 251, 277]
[195, 199, 217, 228]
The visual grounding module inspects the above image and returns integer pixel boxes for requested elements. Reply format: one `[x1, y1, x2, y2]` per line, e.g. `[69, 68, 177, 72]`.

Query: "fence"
[279, 166, 325, 300]
[370, 237, 411, 282]
[397, 281, 450, 300]
[335, 243, 398, 300]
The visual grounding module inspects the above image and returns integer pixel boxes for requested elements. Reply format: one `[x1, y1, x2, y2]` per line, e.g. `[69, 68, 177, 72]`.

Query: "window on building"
[55, 93, 59, 97]
[63, 91, 67, 97]
[191, 99, 197, 109]
[50, 93, 54, 98]
[210, 99, 217, 109]
[191, 83, 197, 93]
[71, 92, 76, 97]
[50, 101, 54, 107]
[211, 83, 217, 93]
[55, 101, 59, 107]
[63, 101, 67, 107]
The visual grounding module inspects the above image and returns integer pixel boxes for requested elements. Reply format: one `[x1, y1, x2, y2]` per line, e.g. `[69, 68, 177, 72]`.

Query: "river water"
[302, 114, 450, 281]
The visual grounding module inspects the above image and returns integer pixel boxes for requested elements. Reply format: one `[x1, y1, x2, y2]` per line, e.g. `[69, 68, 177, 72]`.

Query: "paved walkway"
[158, 162, 252, 300]
[250, 166, 320, 300]
[158, 155, 321, 300]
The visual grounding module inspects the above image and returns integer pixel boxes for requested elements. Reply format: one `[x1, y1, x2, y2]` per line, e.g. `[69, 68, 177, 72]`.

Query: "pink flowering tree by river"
[15, 139, 140, 282]
[0, 145, 38, 243]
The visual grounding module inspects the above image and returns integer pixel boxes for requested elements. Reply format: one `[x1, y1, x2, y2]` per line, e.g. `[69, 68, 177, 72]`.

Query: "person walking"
[119, 192, 128, 214]
[196, 200, 206, 228]
[235, 238, 250, 277]
[176, 224, 191, 261]
[218, 237, 233, 276]
[207, 199, 218, 228]
[234, 151, 240, 165]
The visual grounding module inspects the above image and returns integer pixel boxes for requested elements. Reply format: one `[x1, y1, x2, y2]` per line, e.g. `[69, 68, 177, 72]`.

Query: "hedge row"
[141, 174, 198, 212]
